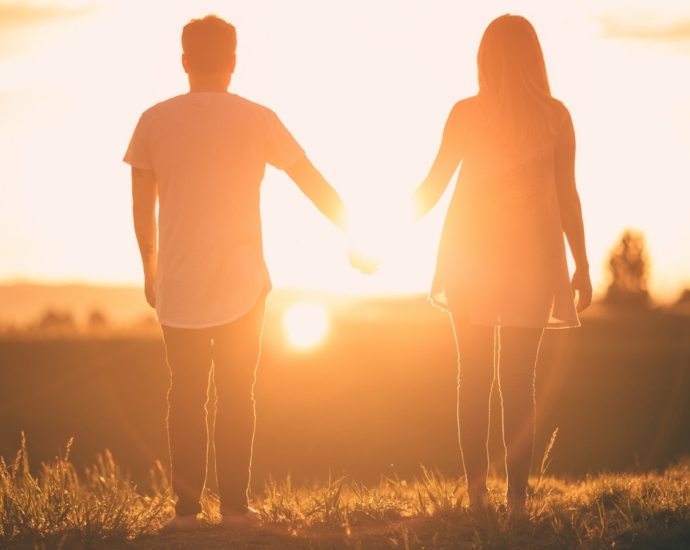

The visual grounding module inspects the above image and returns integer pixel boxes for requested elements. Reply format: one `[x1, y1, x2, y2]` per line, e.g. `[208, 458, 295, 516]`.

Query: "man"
[124, 15, 353, 530]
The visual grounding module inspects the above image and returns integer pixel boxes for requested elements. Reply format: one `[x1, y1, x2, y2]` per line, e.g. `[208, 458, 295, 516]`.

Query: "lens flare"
[284, 303, 328, 348]
[348, 198, 416, 268]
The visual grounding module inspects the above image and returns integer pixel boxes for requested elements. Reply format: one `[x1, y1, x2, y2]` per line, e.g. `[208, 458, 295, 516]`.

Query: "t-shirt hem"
[158, 316, 246, 329]
[158, 285, 271, 329]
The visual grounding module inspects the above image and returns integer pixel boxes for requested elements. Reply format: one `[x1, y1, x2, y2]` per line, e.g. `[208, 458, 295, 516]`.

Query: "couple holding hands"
[124, 13, 592, 530]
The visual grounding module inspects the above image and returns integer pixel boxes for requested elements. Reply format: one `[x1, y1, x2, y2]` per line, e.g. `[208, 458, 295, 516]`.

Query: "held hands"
[571, 268, 592, 313]
[348, 244, 381, 275]
[345, 207, 384, 276]
[345, 198, 416, 276]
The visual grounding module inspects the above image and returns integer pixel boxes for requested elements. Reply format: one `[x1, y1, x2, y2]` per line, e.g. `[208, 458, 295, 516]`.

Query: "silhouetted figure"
[124, 15, 351, 531]
[411, 14, 592, 514]
[604, 230, 650, 308]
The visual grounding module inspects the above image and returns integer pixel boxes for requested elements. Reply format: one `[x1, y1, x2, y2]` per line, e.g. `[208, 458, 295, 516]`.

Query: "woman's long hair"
[477, 15, 555, 144]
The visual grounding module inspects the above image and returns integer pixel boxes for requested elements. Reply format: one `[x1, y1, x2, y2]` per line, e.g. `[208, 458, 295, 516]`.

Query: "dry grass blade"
[415, 465, 462, 514]
[533, 427, 558, 497]
[0, 436, 171, 544]
[2, 439, 690, 548]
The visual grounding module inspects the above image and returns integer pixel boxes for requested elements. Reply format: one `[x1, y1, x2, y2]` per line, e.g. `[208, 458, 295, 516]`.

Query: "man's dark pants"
[161, 292, 266, 517]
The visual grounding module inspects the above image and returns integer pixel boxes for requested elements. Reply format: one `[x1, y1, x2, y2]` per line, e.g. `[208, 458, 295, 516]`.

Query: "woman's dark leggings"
[451, 318, 543, 501]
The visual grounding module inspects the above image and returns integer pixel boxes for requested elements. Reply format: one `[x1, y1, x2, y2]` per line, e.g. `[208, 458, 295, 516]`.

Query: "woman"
[411, 14, 592, 513]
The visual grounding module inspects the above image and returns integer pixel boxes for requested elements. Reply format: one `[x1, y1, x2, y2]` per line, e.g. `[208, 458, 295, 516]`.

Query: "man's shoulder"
[141, 93, 277, 119]
[133, 95, 188, 127]
[229, 94, 279, 118]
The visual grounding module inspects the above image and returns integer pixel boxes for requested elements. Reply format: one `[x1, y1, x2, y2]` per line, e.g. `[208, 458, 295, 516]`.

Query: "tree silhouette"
[87, 309, 109, 332]
[604, 230, 650, 308]
[36, 309, 78, 335]
[675, 289, 690, 306]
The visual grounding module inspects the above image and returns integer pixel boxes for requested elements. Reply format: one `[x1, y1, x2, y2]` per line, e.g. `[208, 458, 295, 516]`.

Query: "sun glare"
[348, 198, 417, 267]
[284, 303, 329, 348]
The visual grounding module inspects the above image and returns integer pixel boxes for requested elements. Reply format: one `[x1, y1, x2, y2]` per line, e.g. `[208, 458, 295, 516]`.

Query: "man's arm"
[285, 156, 348, 234]
[284, 157, 382, 273]
[131, 167, 158, 308]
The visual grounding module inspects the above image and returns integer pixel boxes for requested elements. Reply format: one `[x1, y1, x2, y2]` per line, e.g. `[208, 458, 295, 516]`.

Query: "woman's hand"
[571, 268, 592, 313]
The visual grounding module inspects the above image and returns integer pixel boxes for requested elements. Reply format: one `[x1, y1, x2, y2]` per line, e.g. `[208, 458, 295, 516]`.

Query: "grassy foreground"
[2, 438, 690, 549]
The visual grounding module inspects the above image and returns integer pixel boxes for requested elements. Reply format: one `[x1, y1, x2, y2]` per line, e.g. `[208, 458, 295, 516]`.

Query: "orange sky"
[0, 0, 689, 302]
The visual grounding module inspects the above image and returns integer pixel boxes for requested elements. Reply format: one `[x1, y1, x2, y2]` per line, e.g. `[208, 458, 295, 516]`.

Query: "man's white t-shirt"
[124, 92, 305, 328]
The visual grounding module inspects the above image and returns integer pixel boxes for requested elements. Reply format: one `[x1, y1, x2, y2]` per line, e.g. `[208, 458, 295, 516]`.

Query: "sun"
[284, 303, 329, 349]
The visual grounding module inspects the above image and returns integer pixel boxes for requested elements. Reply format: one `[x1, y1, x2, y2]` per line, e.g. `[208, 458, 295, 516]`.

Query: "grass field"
[1, 293, 689, 490]
[2, 436, 690, 549]
[1, 291, 689, 548]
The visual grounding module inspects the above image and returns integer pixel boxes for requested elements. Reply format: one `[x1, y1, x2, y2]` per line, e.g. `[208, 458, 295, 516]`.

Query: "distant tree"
[675, 289, 690, 306]
[670, 288, 690, 314]
[87, 309, 109, 332]
[37, 310, 78, 335]
[603, 230, 651, 308]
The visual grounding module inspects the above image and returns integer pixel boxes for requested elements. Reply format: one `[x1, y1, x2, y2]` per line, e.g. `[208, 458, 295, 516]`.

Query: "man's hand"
[571, 268, 592, 313]
[144, 275, 156, 308]
[345, 199, 416, 276]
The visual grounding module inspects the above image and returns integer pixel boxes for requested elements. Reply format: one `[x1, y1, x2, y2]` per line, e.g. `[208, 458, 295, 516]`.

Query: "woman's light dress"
[430, 96, 580, 329]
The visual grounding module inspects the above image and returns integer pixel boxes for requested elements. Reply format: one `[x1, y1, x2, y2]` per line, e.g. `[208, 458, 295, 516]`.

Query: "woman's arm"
[555, 107, 592, 312]
[411, 102, 465, 220]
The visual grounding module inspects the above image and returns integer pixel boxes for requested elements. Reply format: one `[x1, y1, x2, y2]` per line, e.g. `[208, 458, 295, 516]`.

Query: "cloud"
[0, 1, 91, 31]
[598, 12, 690, 42]
[0, 2, 93, 57]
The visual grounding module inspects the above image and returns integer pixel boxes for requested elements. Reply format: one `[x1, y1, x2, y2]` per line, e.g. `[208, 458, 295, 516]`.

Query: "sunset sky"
[0, 0, 689, 302]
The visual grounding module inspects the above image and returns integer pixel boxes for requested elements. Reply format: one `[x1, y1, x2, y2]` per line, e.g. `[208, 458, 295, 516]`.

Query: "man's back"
[125, 93, 304, 327]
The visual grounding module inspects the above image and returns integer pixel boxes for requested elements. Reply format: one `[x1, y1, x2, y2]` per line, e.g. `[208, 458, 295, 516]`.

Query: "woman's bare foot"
[220, 509, 261, 529]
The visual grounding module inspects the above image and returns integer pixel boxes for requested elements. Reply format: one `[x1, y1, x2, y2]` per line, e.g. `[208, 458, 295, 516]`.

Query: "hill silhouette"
[0, 283, 152, 327]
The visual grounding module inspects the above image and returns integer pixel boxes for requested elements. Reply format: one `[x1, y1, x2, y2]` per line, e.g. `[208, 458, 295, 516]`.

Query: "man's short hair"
[182, 15, 237, 74]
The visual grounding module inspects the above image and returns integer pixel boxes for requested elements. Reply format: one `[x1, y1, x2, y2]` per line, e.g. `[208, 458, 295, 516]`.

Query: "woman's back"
[413, 14, 590, 328]
[455, 95, 565, 204]
[430, 95, 579, 328]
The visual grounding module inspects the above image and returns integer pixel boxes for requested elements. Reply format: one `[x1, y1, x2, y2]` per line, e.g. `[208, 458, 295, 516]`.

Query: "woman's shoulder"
[451, 95, 481, 113]
[546, 97, 572, 121]
[446, 96, 483, 127]
[537, 98, 574, 139]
